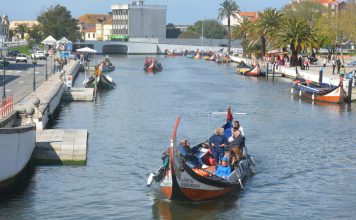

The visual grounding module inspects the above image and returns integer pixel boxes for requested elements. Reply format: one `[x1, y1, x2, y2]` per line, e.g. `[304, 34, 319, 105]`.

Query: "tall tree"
[218, 0, 240, 54]
[274, 17, 319, 67]
[232, 19, 252, 57]
[188, 19, 227, 39]
[37, 4, 80, 42]
[14, 24, 28, 39]
[252, 8, 283, 57]
[282, 1, 325, 28]
[26, 24, 44, 45]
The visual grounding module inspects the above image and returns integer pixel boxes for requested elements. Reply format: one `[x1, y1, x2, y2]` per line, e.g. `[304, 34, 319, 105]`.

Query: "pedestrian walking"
[336, 59, 341, 74]
[332, 58, 336, 75]
[323, 57, 327, 68]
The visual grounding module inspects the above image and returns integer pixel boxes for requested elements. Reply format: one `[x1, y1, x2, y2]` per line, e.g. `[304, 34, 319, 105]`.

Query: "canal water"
[1, 55, 356, 219]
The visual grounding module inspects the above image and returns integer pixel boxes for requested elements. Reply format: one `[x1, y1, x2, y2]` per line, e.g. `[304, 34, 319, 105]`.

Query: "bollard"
[266, 63, 269, 80]
[272, 64, 275, 82]
[348, 78, 353, 104]
[319, 67, 323, 83]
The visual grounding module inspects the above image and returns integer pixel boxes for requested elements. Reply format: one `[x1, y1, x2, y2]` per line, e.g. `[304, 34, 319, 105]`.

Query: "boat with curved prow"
[147, 109, 255, 201]
[291, 76, 345, 104]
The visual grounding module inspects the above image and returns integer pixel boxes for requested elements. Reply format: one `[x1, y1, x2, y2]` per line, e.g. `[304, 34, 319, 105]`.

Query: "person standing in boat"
[209, 128, 228, 166]
[178, 140, 204, 168]
[231, 120, 245, 137]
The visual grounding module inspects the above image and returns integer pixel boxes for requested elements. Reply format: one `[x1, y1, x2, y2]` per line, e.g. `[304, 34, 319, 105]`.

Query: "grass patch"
[8, 45, 32, 56]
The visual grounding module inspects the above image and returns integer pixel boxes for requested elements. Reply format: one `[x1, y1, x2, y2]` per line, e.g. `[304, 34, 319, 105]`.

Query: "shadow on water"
[0, 163, 35, 204]
[151, 196, 238, 220]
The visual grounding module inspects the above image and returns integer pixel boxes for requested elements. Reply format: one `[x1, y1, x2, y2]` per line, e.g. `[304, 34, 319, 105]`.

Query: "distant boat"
[243, 65, 262, 77]
[0, 109, 36, 193]
[144, 59, 163, 73]
[83, 73, 116, 89]
[236, 62, 253, 75]
[291, 77, 345, 103]
[193, 52, 201, 59]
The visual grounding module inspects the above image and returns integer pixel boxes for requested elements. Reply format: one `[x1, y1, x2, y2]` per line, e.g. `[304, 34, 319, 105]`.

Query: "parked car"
[8, 50, 20, 57]
[31, 51, 46, 60]
[16, 54, 27, 63]
[346, 60, 356, 67]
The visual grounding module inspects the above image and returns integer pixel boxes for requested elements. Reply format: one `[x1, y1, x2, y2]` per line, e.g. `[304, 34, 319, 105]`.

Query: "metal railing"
[0, 95, 13, 118]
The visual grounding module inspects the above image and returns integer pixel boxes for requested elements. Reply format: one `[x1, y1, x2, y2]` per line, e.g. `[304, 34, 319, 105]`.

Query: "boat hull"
[0, 125, 36, 192]
[292, 78, 344, 104]
[84, 74, 116, 89]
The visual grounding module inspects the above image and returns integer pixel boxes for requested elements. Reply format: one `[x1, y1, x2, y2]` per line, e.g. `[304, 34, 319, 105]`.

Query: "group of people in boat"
[178, 116, 247, 178]
[144, 57, 163, 72]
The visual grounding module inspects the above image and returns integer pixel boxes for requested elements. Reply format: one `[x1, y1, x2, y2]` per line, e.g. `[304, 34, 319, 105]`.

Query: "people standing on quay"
[337, 58, 341, 74]
[323, 56, 327, 68]
[332, 58, 336, 75]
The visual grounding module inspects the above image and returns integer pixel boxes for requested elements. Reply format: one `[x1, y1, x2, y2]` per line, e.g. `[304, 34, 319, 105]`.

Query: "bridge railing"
[0, 95, 14, 119]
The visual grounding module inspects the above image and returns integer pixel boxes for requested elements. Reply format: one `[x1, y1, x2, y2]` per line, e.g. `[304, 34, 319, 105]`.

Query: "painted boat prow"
[160, 116, 187, 200]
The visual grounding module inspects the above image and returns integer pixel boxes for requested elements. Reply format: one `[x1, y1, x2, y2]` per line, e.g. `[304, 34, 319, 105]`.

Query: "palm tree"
[252, 8, 283, 57]
[274, 17, 319, 67]
[232, 19, 252, 57]
[15, 24, 28, 39]
[218, 0, 240, 54]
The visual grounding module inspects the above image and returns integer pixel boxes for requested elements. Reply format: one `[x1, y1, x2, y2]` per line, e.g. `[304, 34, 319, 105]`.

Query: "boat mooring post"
[266, 63, 269, 80]
[348, 77, 353, 104]
[272, 64, 275, 82]
[319, 67, 323, 83]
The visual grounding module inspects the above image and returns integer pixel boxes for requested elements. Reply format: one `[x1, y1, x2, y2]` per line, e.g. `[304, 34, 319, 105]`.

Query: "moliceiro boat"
[147, 111, 255, 201]
[84, 73, 116, 89]
[0, 108, 36, 193]
[291, 77, 345, 103]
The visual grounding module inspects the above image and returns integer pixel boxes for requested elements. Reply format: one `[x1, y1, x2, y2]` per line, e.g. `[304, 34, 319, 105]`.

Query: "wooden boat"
[165, 50, 183, 56]
[144, 60, 163, 73]
[291, 77, 345, 103]
[208, 54, 216, 61]
[193, 52, 201, 59]
[83, 73, 116, 89]
[147, 112, 255, 201]
[243, 65, 262, 77]
[101, 55, 115, 73]
[236, 62, 253, 74]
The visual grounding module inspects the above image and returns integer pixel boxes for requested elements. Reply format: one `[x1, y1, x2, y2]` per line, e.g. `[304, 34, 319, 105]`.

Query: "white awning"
[76, 47, 97, 53]
[41, 35, 57, 45]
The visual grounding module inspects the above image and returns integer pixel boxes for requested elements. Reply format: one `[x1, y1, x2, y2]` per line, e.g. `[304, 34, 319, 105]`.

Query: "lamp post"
[32, 58, 37, 91]
[201, 18, 204, 46]
[2, 58, 6, 99]
[45, 53, 48, 81]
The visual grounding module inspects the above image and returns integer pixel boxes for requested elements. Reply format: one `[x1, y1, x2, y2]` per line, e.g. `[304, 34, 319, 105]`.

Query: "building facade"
[1, 15, 10, 42]
[111, 0, 166, 40]
[9, 20, 38, 40]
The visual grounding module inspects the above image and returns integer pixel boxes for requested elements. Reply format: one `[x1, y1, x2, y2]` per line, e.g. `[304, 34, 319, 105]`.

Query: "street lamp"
[32, 58, 37, 91]
[2, 58, 6, 99]
[45, 52, 48, 81]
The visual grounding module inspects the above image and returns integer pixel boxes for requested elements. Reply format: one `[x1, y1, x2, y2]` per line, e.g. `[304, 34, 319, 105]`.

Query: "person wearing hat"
[216, 157, 231, 178]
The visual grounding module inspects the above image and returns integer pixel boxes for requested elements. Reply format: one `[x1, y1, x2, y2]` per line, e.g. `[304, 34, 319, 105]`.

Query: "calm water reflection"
[1, 55, 355, 219]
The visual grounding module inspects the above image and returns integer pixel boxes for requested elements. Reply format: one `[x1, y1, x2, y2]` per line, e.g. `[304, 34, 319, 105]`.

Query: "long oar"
[211, 112, 247, 115]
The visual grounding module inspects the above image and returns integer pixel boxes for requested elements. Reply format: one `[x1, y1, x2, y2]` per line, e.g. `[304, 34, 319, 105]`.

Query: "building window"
[93, 33, 95, 38]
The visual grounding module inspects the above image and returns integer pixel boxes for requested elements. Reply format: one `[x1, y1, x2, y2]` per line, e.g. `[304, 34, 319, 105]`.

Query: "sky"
[0, 0, 291, 24]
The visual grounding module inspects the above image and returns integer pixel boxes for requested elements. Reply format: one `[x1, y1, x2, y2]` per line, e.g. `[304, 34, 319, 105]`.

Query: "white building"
[111, 0, 166, 40]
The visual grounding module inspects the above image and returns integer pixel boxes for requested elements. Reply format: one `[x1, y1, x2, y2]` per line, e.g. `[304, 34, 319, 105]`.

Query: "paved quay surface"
[0, 57, 56, 104]
[35, 129, 88, 165]
[1, 58, 90, 165]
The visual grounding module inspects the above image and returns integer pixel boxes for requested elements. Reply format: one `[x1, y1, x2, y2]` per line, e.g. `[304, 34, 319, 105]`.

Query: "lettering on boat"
[181, 177, 200, 189]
